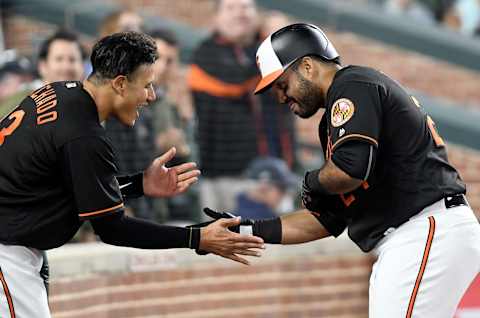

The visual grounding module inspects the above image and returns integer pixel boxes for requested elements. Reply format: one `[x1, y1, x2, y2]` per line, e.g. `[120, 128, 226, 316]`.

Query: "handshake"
[188, 208, 265, 265]
[189, 208, 256, 255]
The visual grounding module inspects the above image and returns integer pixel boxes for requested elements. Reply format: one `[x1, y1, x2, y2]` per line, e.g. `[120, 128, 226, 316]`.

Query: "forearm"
[90, 212, 199, 249]
[280, 209, 331, 244]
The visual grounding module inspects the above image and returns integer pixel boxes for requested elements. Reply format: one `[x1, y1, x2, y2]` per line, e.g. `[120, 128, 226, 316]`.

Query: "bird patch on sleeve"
[331, 98, 355, 127]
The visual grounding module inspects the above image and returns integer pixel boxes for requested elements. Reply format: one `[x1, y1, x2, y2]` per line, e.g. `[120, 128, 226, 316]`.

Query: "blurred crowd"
[1, 0, 478, 243]
[382, 0, 480, 36]
[0, 0, 301, 242]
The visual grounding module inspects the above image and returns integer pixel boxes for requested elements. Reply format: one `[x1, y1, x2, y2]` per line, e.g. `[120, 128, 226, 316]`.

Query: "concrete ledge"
[47, 234, 362, 279]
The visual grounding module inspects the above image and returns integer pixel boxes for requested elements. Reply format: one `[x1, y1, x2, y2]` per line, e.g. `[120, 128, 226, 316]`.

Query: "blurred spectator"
[234, 157, 298, 219]
[259, 10, 293, 38]
[0, 51, 33, 117]
[188, 0, 297, 212]
[441, 0, 480, 35]
[1, 29, 85, 113]
[148, 28, 199, 223]
[98, 9, 144, 37]
[101, 9, 155, 220]
[150, 28, 191, 161]
[37, 29, 86, 85]
[384, 0, 436, 24]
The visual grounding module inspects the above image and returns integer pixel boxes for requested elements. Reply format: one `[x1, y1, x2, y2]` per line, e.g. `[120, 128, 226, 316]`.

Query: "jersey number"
[0, 110, 25, 146]
[411, 95, 445, 147]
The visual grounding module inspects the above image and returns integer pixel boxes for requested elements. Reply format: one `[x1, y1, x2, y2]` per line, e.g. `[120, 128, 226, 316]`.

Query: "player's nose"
[147, 86, 156, 103]
[273, 87, 288, 104]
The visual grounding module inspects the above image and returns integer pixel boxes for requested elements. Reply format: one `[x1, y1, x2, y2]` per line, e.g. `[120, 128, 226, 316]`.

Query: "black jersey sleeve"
[331, 141, 377, 180]
[328, 82, 381, 152]
[61, 136, 124, 220]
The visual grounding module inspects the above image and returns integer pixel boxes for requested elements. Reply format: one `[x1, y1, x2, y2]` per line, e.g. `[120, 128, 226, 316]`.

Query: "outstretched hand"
[143, 147, 201, 198]
[200, 217, 265, 265]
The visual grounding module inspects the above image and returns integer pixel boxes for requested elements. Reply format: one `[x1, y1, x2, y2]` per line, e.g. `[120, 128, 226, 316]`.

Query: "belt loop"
[445, 194, 467, 209]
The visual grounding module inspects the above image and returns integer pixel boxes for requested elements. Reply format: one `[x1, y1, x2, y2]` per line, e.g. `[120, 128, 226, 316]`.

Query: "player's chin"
[295, 109, 313, 119]
[296, 105, 319, 119]
[118, 112, 137, 127]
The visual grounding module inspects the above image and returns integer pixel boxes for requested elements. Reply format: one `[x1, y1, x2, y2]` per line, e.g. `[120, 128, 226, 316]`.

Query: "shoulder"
[192, 35, 217, 56]
[191, 34, 231, 64]
[51, 82, 104, 146]
[332, 66, 383, 86]
[328, 67, 387, 103]
[64, 134, 115, 161]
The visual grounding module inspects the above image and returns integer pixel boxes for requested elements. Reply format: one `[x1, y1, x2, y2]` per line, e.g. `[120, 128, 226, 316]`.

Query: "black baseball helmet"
[254, 23, 339, 94]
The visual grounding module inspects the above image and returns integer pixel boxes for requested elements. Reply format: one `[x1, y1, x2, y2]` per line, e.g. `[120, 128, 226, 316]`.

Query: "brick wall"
[48, 241, 371, 318]
[2, 13, 57, 56]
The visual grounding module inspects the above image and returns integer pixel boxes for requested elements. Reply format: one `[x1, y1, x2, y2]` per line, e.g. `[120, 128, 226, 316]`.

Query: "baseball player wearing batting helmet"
[194, 23, 480, 317]
[0, 32, 264, 318]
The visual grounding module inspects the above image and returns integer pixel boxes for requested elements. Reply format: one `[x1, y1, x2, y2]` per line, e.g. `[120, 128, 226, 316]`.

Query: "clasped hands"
[189, 208, 264, 266]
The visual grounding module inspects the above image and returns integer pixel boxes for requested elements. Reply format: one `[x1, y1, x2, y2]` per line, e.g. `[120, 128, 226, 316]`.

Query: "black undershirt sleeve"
[90, 211, 200, 249]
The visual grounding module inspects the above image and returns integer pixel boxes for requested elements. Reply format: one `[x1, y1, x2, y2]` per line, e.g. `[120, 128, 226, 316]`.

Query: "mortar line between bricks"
[50, 266, 369, 302]
[52, 287, 368, 318]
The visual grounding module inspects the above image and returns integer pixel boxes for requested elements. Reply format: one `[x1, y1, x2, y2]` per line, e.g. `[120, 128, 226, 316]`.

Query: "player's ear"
[299, 57, 314, 79]
[38, 60, 48, 80]
[111, 75, 127, 96]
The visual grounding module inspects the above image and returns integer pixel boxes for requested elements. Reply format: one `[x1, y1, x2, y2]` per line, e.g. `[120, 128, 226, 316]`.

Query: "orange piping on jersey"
[406, 216, 436, 318]
[79, 203, 124, 218]
[188, 64, 258, 98]
[331, 134, 378, 151]
[326, 135, 333, 160]
[0, 267, 16, 318]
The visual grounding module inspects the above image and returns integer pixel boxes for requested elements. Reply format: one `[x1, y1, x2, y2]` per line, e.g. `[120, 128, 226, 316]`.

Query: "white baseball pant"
[369, 196, 480, 318]
[0, 244, 50, 318]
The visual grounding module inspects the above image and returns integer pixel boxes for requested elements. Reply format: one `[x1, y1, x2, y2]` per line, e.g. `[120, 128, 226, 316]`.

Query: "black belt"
[444, 194, 468, 209]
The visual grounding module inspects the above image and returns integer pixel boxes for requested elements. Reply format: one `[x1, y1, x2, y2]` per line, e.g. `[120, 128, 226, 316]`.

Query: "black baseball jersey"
[0, 82, 124, 250]
[317, 66, 465, 252]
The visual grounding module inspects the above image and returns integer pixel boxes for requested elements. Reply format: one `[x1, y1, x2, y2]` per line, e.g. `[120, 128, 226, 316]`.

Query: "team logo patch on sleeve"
[331, 98, 355, 127]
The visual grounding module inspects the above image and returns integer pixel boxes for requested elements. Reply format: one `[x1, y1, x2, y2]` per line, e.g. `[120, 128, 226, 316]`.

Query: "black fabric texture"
[331, 141, 376, 180]
[117, 172, 144, 199]
[91, 211, 198, 249]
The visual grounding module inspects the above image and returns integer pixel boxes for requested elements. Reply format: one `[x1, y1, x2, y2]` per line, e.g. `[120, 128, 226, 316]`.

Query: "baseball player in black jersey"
[194, 24, 480, 317]
[0, 32, 264, 318]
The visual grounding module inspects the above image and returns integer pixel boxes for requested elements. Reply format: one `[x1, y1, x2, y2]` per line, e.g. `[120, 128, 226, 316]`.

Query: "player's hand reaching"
[199, 217, 265, 265]
[143, 147, 201, 198]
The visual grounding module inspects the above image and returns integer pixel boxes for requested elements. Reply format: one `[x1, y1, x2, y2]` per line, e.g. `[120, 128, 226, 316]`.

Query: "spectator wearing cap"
[0, 51, 33, 118]
[234, 157, 299, 220]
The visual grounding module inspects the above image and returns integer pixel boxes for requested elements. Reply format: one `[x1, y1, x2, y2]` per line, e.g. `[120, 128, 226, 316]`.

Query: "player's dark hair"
[148, 28, 178, 47]
[291, 54, 341, 72]
[38, 29, 86, 61]
[88, 31, 158, 83]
